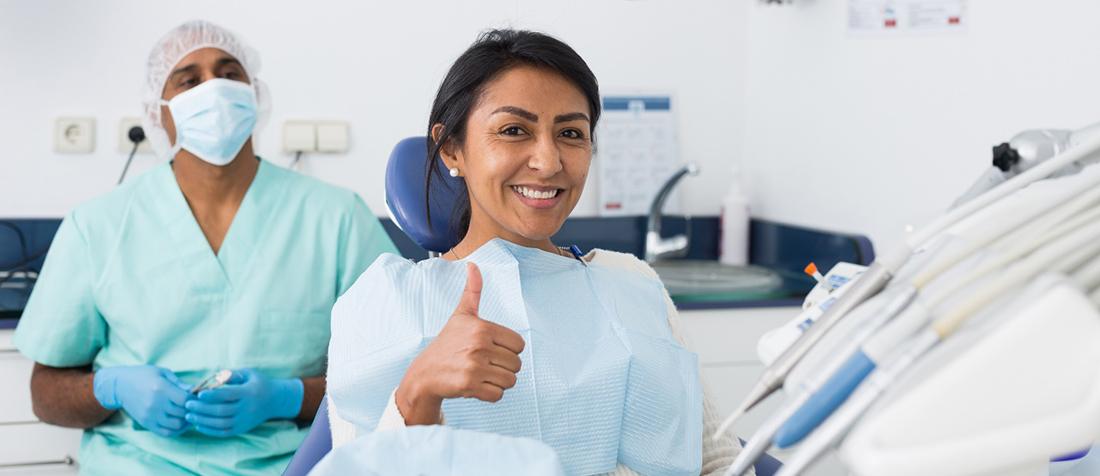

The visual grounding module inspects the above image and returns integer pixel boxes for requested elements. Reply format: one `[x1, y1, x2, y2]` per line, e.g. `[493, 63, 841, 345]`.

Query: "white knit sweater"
[328, 249, 752, 475]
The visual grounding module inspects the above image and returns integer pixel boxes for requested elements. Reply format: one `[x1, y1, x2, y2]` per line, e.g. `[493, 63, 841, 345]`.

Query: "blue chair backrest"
[384, 136, 466, 253]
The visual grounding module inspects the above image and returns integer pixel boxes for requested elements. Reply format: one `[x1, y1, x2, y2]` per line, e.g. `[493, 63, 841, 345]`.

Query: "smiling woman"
[325, 29, 748, 476]
[436, 65, 593, 256]
[424, 29, 601, 254]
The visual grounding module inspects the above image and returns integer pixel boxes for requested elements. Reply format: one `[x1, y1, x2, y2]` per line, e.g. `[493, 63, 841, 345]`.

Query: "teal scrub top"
[14, 159, 398, 475]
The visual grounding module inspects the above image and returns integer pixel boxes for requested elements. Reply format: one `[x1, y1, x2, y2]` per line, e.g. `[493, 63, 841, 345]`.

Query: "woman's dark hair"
[425, 29, 601, 241]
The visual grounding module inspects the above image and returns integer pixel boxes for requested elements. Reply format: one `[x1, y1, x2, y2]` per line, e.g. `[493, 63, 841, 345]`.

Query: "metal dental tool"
[191, 369, 233, 395]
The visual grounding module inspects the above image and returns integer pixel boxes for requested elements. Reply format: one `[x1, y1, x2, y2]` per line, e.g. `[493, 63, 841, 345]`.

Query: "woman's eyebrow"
[554, 112, 590, 123]
[491, 106, 538, 122]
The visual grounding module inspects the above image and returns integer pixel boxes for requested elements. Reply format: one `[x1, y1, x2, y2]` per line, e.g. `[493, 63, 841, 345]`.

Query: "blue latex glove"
[183, 368, 304, 438]
[93, 365, 193, 437]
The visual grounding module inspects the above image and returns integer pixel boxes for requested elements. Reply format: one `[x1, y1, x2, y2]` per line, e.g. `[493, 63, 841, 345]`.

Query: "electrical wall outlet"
[118, 117, 153, 154]
[55, 117, 95, 153]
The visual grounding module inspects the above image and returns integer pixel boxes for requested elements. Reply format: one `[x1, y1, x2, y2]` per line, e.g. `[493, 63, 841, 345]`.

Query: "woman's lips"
[511, 185, 564, 209]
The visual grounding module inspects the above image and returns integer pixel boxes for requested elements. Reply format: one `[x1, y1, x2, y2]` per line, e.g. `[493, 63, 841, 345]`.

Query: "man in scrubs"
[13, 20, 397, 475]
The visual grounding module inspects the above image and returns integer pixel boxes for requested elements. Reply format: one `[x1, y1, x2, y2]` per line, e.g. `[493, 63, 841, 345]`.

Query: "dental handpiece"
[722, 289, 914, 475]
[774, 332, 938, 476]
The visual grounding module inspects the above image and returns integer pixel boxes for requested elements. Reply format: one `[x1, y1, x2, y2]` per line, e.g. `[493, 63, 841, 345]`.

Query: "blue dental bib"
[328, 239, 702, 475]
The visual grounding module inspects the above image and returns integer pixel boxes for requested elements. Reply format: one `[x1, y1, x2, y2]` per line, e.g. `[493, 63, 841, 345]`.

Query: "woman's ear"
[431, 123, 463, 172]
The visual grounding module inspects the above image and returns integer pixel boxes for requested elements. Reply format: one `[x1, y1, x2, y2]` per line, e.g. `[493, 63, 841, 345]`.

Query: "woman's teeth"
[513, 186, 560, 200]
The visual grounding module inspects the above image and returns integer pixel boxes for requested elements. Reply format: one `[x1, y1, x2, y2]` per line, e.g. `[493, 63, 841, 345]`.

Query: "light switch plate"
[283, 121, 317, 152]
[316, 121, 349, 153]
[55, 117, 95, 153]
[118, 117, 153, 154]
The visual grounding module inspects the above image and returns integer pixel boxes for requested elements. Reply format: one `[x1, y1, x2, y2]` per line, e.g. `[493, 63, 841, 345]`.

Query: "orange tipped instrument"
[804, 262, 825, 283]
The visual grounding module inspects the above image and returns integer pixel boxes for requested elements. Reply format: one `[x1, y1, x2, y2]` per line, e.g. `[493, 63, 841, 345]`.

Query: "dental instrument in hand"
[191, 369, 233, 395]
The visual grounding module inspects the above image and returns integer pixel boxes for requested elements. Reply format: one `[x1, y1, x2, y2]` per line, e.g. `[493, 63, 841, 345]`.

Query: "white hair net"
[141, 20, 271, 159]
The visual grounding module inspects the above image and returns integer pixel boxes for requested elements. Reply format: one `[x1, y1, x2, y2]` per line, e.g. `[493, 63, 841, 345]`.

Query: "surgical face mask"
[163, 78, 257, 166]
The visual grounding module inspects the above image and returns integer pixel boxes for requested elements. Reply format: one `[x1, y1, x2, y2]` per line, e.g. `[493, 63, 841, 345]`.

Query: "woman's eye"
[179, 77, 198, 88]
[501, 126, 526, 136]
[560, 129, 585, 140]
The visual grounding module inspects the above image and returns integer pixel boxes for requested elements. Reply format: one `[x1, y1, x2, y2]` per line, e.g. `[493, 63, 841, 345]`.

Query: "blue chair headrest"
[385, 136, 466, 253]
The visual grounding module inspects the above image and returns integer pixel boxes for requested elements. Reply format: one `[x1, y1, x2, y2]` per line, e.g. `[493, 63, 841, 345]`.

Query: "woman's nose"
[527, 136, 564, 176]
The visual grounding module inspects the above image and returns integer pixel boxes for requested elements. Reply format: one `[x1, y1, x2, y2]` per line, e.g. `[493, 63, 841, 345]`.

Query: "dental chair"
[283, 137, 781, 476]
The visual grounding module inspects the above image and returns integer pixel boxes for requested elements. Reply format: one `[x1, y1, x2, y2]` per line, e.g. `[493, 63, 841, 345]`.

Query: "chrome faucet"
[645, 163, 700, 263]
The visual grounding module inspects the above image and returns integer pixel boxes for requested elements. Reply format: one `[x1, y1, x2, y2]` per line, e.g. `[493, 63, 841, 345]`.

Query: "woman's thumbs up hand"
[396, 262, 525, 425]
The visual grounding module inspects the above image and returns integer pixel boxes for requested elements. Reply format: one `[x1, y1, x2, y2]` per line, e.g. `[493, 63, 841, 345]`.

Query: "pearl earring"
[449, 167, 460, 177]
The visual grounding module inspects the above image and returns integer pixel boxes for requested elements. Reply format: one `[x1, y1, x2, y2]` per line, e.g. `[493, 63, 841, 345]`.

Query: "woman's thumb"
[455, 262, 482, 315]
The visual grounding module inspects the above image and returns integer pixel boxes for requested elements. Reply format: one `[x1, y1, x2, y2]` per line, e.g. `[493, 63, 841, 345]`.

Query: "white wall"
[0, 0, 748, 220]
[6, 0, 1099, 252]
[740, 0, 1100, 250]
